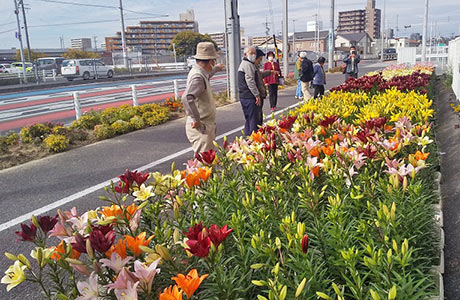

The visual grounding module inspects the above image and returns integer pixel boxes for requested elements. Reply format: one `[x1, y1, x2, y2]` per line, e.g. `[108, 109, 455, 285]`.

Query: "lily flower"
[100, 253, 132, 273]
[106, 268, 138, 292]
[106, 239, 128, 259]
[132, 184, 154, 201]
[195, 149, 217, 165]
[185, 231, 211, 258]
[301, 234, 309, 254]
[114, 281, 139, 300]
[124, 232, 154, 257]
[76, 272, 99, 300]
[1, 260, 27, 291]
[208, 224, 233, 248]
[159, 285, 183, 300]
[15, 221, 37, 242]
[171, 269, 208, 299]
[51, 241, 81, 260]
[89, 225, 116, 253]
[132, 259, 161, 294]
[37, 215, 59, 233]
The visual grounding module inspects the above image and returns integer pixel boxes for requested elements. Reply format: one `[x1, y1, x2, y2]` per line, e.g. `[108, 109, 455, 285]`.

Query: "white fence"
[397, 46, 449, 74]
[448, 38, 460, 101]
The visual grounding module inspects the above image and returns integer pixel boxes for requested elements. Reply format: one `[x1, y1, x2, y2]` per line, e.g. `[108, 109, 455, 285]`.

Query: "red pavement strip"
[0, 91, 183, 132]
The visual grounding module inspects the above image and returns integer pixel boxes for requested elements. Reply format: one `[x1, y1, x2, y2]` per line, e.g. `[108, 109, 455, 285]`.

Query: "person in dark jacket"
[312, 57, 326, 99]
[343, 45, 361, 80]
[263, 51, 282, 111]
[255, 49, 272, 126]
[299, 51, 314, 102]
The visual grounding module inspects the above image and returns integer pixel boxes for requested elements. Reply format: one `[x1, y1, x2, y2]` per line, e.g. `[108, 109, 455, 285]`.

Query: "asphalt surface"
[437, 82, 460, 300]
[0, 60, 386, 299]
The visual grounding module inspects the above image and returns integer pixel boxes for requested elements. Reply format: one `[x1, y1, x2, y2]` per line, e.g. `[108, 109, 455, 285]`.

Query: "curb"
[432, 169, 444, 300]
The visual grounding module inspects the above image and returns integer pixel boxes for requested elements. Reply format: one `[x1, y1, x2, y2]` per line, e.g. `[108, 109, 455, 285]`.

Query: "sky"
[1, 0, 459, 49]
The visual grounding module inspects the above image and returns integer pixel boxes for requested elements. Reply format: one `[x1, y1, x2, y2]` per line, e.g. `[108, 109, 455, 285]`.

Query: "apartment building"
[337, 0, 381, 40]
[105, 10, 199, 54]
[71, 38, 92, 50]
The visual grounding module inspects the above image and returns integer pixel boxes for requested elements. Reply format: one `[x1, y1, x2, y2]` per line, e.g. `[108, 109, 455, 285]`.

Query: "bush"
[117, 105, 138, 122]
[20, 127, 32, 143]
[28, 123, 52, 139]
[42, 134, 69, 153]
[51, 126, 70, 136]
[162, 98, 183, 112]
[94, 124, 115, 140]
[71, 112, 101, 130]
[0, 132, 18, 153]
[129, 115, 146, 130]
[142, 109, 170, 126]
[110, 120, 132, 135]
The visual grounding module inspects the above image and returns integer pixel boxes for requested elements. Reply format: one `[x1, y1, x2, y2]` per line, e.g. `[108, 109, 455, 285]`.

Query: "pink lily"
[114, 281, 139, 300]
[72, 263, 91, 276]
[76, 272, 99, 300]
[129, 209, 142, 232]
[106, 268, 137, 292]
[132, 258, 161, 294]
[100, 253, 132, 273]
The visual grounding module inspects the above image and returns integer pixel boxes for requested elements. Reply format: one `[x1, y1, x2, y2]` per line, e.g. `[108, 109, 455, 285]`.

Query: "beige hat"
[194, 42, 219, 60]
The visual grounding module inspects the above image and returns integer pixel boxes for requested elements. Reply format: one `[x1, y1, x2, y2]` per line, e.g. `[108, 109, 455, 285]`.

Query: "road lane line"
[0, 99, 301, 232]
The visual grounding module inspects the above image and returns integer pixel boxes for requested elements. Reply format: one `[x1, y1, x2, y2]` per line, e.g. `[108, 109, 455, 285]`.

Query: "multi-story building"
[208, 32, 225, 49]
[291, 30, 329, 53]
[105, 10, 199, 54]
[71, 38, 92, 50]
[337, 0, 380, 40]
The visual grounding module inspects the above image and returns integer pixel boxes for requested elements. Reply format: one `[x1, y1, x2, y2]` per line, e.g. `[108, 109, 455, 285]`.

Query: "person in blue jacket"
[312, 57, 326, 99]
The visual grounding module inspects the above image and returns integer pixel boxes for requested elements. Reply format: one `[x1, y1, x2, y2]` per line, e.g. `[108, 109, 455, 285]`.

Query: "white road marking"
[0, 98, 301, 233]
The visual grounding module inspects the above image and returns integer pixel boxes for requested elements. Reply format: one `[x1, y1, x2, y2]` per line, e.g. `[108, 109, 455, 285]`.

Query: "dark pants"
[345, 73, 358, 80]
[268, 84, 278, 108]
[240, 97, 260, 136]
[313, 84, 325, 99]
[258, 98, 264, 126]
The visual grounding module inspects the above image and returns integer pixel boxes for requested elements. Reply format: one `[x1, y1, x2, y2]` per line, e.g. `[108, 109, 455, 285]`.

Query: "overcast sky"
[1, 0, 459, 49]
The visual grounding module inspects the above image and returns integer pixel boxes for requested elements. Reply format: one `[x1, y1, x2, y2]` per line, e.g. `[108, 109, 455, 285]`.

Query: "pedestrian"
[312, 56, 326, 99]
[343, 45, 360, 80]
[181, 42, 224, 154]
[299, 51, 314, 102]
[255, 48, 273, 127]
[294, 53, 303, 100]
[238, 46, 262, 136]
[263, 51, 282, 111]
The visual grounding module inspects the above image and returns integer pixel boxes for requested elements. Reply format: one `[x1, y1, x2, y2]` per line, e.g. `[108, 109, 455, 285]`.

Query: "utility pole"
[380, 0, 385, 62]
[93, 36, 98, 53]
[224, 0, 241, 102]
[19, 0, 31, 62]
[316, 0, 320, 53]
[292, 19, 296, 60]
[328, 0, 335, 69]
[422, 0, 428, 62]
[118, 0, 128, 68]
[282, 0, 288, 77]
[13, 0, 28, 82]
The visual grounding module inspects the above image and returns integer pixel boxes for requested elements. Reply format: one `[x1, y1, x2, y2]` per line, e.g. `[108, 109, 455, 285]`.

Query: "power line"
[0, 21, 17, 27]
[30, 0, 168, 17]
[0, 28, 16, 35]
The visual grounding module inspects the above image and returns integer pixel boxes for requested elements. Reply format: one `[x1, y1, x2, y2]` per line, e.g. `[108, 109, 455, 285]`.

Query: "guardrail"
[448, 38, 460, 101]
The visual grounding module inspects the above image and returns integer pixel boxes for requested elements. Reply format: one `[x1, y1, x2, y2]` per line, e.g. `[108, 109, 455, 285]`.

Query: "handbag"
[279, 76, 285, 86]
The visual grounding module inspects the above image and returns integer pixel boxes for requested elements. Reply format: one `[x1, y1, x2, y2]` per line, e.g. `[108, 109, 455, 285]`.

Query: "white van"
[61, 59, 114, 81]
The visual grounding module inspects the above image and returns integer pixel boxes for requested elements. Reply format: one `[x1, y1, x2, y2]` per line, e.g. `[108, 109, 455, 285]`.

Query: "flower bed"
[2, 66, 441, 300]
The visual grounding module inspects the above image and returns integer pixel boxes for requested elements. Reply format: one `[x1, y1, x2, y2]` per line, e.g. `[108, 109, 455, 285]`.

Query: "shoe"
[270, 107, 275, 112]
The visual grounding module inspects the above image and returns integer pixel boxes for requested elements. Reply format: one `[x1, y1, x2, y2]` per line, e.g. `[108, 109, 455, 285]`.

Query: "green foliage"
[110, 120, 132, 135]
[170, 31, 218, 57]
[0, 132, 19, 153]
[14, 49, 47, 62]
[129, 115, 146, 130]
[71, 112, 101, 130]
[42, 134, 69, 152]
[94, 124, 115, 140]
[62, 49, 100, 59]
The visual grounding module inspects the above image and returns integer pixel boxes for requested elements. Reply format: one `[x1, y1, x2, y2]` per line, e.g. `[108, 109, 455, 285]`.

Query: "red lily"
[208, 224, 233, 247]
[301, 234, 309, 254]
[15, 221, 37, 242]
[72, 234, 88, 253]
[195, 149, 217, 165]
[186, 231, 211, 258]
[89, 225, 116, 253]
[37, 215, 59, 233]
[320, 116, 338, 128]
[185, 223, 204, 240]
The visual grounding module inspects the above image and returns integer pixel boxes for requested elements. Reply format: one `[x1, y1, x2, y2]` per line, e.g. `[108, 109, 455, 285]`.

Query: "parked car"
[186, 57, 196, 70]
[61, 59, 114, 81]
[378, 48, 397, 60]
[36, 57, 65, 75]
[0, 64, 12, 74]
[11, 62, 34, 73]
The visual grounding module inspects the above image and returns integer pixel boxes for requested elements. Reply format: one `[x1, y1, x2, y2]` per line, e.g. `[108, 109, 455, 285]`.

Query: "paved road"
[0, 73, 227, 132]
[0, 60, 386, 299]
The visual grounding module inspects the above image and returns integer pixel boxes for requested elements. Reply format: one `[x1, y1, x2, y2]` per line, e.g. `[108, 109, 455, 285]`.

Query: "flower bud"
[86, 239, 94, 260]
[155, 244, 171, 261]
[301, 234, 309, 254]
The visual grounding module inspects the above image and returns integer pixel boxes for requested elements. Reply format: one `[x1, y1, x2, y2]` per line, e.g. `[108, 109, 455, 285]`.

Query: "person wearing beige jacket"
[181, 42, 224, 154]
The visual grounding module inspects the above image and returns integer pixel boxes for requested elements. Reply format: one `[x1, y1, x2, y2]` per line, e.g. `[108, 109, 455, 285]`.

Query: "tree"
[170, 31, 218, 58]
[15, 49, 47, 62]
[62, 49, 100, 59]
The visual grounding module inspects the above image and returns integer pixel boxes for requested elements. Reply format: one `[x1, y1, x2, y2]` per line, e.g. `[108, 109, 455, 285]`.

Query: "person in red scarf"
[263, 51, 282, 112]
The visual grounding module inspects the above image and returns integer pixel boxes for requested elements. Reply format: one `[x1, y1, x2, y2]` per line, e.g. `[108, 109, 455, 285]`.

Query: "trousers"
[313, 84, 325, 99]
[240, 97, 260, 136]
[301, 81, 312, 102]
[185, 118, 216, 154]
[268, 84, 279, 108]
[296, 80, 303, 98]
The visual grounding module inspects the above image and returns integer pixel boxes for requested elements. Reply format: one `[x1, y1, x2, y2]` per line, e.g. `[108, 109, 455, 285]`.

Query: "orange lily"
[332, 134, 339, 143]
[106, 238, 127, 259]
[125, 232, 153, 257]
[51, 241, 80, 260]
[251, 131, 264, 143]
[321, 145, 334, 156]
[101, 204, 137, 221]
[171, 269, 208, 299]
[197, 167, 212, 182]
[324, 138, 333, 146]
[312, 166, 320, 177]
[159, 285, 183, 300]
[415, 151, 429, 161]
[310, 147, 320, 157]
[185, 173, 200, 188]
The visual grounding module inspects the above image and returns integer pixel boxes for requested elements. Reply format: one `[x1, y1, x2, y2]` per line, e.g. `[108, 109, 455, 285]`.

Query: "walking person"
[312, 57, 326, 99]
[343, 45, 360, 80]
[299, 51, 314, 102]
[181, 42, 224, 154]
[238, 46, 262, 136]
[263, 51, 282, 112]
[294, 53, 303, 100]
